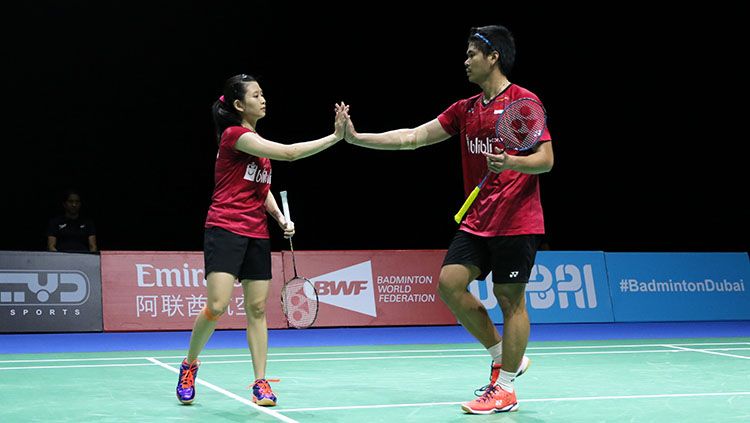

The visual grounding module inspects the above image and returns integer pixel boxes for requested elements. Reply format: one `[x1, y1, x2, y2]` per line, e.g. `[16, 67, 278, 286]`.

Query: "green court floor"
[1, 338, 749, 422]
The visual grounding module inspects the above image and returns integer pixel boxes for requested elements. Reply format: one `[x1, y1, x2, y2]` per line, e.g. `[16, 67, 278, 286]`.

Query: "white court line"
[0, 363, 155, 370]
[171, 348, 750, 365]
[3, 347, 750, 370]
[199, 348, 750, 364]
[3, 341, 749, 364]
[146, 357, 297, 423]
[145, 341, 750, 358]
[662, 344, 750, 360]
[0, 355, 487, 370]
[0, 356, 159, 364]
[279, 391, 750, 413]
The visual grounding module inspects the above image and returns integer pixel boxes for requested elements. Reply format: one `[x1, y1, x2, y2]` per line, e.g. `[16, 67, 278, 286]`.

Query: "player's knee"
[500, 303, 527, 319]
[203, 303, 228, 321]
[437, 279, 450, 299]
[437, 275, 463, 297]
[438, 280, 463, 306]
[496, 293, 526, 317]
[244, 298, 266, 319]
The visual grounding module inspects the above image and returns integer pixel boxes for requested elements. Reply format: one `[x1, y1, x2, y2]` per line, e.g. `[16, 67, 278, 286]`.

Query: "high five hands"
[334, 102, 350, 141]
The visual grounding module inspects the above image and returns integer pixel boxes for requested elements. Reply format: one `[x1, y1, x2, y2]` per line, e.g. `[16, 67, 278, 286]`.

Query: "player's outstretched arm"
[235, 102, 350, 161]
[345, 115, 451, 151]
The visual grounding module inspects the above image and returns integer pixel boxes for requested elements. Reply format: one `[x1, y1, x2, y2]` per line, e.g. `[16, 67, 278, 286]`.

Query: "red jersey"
[205, 126, 272, 238]
[437, 84, 552, 237]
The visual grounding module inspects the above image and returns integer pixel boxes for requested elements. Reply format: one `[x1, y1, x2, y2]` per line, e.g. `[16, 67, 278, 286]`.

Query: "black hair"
[61, 188, 81, 202]
[211, 73, 257, 143]
[468, 25, 516, 76]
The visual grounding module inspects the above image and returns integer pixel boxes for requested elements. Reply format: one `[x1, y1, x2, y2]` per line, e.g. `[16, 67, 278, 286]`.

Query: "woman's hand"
[280, 219, 295, 239]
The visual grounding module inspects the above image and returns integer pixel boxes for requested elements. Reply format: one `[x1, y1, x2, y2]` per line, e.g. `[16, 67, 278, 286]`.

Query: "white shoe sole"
[461, 401, 519, 414]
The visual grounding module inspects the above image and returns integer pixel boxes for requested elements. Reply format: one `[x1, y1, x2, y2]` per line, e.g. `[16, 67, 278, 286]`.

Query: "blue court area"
[2, 321, 749, 354]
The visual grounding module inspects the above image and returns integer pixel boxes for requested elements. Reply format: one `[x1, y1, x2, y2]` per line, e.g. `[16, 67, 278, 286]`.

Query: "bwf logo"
[315, 280, 369, 296]
[0, 271, 90, 306]
[311, 261, 376, 317]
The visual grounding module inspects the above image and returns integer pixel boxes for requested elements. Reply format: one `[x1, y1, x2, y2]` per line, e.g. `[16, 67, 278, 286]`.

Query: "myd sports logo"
[0, 270, 90, 306]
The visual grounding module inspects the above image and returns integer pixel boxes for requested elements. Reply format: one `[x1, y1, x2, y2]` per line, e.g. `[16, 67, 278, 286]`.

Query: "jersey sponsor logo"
[244, 162, 272, 184]
[310, 261, 376, 317]
[466, 136, 496, 155]
[0, 270, 90, 306]
[58, 223, 67, 229]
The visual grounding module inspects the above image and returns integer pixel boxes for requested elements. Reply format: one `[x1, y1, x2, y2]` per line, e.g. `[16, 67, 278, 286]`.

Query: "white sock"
[497, 369, 515, 392]
[487, 341, 503, 365]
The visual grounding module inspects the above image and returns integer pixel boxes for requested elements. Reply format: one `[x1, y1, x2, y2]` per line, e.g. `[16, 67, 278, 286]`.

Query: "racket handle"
[454, 187, 480, 223]
[280, 190, 291, 223]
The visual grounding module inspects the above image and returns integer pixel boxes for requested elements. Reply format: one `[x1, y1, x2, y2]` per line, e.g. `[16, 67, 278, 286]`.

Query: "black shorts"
[442, 230, 540, 284]
[204, 226, 272, 280]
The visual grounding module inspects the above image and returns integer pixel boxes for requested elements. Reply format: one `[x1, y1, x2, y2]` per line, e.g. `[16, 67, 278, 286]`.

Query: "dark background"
[2, 2, 746, 254]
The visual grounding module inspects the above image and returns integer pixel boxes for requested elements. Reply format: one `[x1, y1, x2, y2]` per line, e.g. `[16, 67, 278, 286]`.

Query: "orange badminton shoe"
[461, 384, 519, 414]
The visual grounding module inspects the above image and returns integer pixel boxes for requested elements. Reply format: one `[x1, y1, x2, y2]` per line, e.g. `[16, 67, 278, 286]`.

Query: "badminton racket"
[279, 190, 319, 329]
[454, 97, 547, 223]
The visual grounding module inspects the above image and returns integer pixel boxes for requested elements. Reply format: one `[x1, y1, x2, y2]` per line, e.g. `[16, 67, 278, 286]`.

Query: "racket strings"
[280, 192, 317, 328]
[281, 276, 318, 328]
[496, 99, 546, 151]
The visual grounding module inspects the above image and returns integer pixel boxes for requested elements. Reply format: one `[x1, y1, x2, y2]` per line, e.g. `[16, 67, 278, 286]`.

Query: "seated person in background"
[47, 189, 98, 253]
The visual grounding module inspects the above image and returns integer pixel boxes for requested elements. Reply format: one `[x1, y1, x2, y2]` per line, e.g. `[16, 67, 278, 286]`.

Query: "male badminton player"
[344, 25, 553, 414]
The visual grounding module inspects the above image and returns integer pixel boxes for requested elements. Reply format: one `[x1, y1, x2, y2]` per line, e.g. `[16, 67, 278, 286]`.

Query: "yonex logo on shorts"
[0, 271, 90, 306]
[509, 271, 519, 278]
